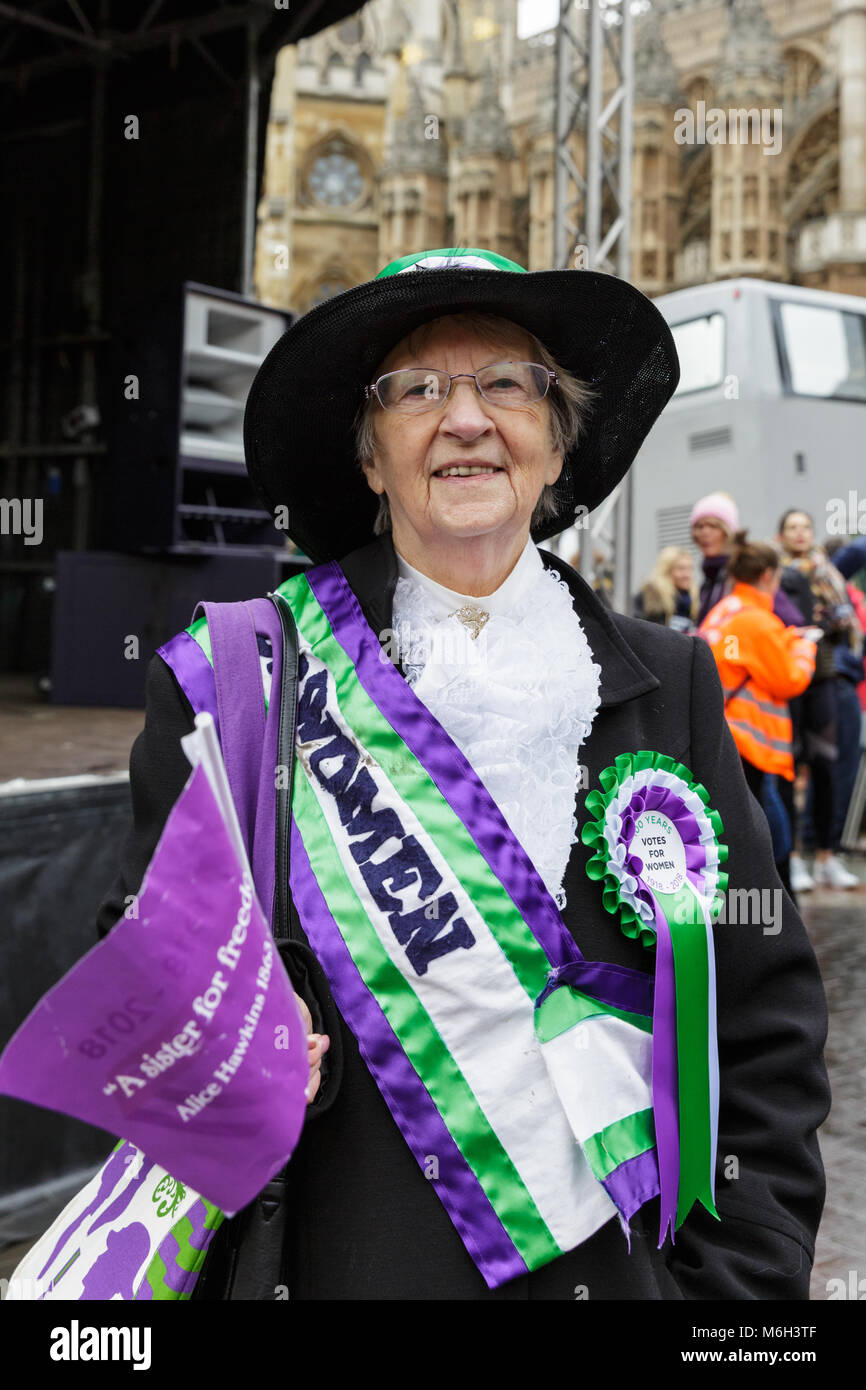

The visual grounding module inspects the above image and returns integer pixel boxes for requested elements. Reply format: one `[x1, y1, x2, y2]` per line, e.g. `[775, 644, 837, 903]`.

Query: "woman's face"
[671, 555, 693, 589]
[361, 318, 564, 556]
[780, 511, 814, 556]
[691, 518, 728, 557]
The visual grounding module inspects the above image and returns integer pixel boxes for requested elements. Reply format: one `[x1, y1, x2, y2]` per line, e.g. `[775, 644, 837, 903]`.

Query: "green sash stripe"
[189, 614, 212, 663]
[581, 1108, 656, 1181]
[279, 574, 554, 1005]
[535, 988, 653, 1044]
[293, 764, 562, 1268]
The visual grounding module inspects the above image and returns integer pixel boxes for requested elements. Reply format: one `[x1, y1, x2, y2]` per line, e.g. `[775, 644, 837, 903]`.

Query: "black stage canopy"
[0, 1, 367, 672]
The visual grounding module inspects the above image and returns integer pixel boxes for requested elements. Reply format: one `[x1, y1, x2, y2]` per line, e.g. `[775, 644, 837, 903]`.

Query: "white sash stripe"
[539, 1016, 654, 1146]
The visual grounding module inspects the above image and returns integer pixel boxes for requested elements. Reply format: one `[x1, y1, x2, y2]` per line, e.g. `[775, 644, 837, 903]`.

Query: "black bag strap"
[271, 590, 299, 946]
[267, 591, 342, 1103]
[199, 593, 300, 1301]
[198, 589, 342, 1300]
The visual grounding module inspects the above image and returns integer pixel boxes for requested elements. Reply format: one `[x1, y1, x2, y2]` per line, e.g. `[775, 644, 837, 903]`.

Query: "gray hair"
[352, 311, 596, 534]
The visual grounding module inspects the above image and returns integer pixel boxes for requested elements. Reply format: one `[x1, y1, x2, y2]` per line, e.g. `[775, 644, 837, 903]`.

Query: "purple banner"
[0, 764, 308, 1216]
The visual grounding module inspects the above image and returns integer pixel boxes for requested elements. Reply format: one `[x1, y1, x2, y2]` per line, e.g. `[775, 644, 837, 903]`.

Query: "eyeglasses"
[365, 361, 558, 414]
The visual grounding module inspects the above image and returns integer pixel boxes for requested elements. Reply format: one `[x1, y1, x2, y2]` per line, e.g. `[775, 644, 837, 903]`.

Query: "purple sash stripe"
[307, 564, 582, 974]
[601, 1148, 660, 1228]
[157, 631, 220, 739]
[536, 960, 654, 1018]
[290, 819, 528, 1291]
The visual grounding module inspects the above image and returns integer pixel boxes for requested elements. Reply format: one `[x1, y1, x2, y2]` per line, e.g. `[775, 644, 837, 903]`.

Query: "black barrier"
[0, 778, 132, 1244]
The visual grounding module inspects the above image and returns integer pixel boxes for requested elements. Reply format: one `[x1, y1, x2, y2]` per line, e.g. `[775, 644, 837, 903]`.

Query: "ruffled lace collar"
[392, 541, 602, 910]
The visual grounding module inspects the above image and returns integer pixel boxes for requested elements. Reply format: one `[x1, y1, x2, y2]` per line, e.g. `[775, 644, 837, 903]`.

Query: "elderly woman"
[97, 248, 829, 1301]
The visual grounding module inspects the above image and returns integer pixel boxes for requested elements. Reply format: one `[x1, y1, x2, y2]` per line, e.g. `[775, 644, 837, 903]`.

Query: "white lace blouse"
[392, 540, 602, 909]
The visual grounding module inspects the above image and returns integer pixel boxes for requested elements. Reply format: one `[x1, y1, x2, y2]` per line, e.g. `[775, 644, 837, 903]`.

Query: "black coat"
[96, 536, 830, 1300]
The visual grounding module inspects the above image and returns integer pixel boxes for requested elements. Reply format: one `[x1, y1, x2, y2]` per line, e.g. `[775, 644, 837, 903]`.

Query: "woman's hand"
[294, 992, 330, 1104]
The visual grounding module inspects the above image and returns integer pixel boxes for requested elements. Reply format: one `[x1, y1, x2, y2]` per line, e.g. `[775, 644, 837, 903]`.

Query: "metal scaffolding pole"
[553, 0, 635, 609]
[241, 21, 262, 299]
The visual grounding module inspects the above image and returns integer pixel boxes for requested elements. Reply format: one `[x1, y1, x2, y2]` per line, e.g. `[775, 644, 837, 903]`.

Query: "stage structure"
[0, 0, 364, 691]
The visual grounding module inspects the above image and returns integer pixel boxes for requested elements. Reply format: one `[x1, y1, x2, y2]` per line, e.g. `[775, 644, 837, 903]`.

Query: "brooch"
[447, 604, 490, 640]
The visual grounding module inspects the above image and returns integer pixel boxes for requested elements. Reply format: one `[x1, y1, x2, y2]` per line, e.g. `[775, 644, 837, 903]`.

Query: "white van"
[631, 277, 866, 587]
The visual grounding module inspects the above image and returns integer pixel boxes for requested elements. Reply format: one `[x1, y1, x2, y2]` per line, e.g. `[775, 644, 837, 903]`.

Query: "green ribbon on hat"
[376, 248, 527, 278]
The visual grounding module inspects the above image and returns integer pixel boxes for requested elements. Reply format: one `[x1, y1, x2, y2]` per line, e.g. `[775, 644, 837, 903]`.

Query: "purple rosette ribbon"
[582, 751, 728, 1244]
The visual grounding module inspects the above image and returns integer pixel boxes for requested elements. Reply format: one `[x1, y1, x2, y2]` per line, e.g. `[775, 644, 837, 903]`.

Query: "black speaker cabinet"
[103, 282, 291, 555]
[50, 549, 305, 707]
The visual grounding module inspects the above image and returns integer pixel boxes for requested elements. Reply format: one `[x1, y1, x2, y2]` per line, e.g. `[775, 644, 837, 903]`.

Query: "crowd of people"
[634, 491, 866, 903]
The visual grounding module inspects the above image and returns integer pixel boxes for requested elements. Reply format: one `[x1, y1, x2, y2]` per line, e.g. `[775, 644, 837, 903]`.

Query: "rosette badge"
[582, 751, 728, 1244]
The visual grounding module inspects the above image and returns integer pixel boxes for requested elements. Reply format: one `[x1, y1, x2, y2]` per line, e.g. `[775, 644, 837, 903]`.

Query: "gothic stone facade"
[253, 0, 866, 311]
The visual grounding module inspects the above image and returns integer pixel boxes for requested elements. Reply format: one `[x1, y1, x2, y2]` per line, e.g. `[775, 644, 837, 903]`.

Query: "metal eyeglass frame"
[364, 362, 558, 412]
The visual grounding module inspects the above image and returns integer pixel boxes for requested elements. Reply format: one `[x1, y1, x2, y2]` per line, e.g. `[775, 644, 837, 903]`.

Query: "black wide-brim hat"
[244, 247, 680, 563]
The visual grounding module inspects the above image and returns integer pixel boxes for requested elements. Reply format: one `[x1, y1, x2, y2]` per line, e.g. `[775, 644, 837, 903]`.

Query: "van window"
[777, 301, 866, 401]
[670, 313, 725, 394]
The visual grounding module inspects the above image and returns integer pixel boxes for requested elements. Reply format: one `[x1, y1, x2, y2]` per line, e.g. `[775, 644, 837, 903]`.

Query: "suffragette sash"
[159, 561, 720, 1289]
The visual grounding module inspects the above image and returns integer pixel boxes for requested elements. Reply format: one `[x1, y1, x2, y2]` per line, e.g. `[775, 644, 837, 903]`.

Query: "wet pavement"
[0, 675, 143, 784]
[803, 876, 866, 1299]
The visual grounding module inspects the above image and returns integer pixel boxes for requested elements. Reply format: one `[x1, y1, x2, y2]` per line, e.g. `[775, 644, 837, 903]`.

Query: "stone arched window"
[324, 51, 347, 82]
[683, 74, 713, 131]
[782, 46, 824, 114]
[679, 149, 711, 276]
[302, 135, 369, 210]
[785, 108, 840, 229]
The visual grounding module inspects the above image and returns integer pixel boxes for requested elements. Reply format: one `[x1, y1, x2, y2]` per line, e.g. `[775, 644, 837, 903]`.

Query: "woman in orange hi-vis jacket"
[699, 531, 822, 899]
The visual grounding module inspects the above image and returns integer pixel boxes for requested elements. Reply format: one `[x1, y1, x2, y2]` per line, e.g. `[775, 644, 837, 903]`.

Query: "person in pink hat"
[691, 492, 808, 631]
[691, 492, 739, 625]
